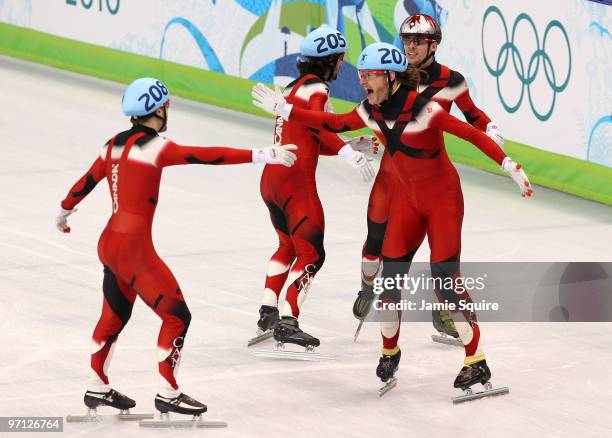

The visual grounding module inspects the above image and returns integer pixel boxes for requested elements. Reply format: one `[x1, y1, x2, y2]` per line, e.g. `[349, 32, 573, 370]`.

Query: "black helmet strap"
[152, 106, 168, 132]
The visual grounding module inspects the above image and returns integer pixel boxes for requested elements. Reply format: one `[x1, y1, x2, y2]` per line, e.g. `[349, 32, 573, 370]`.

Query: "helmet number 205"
[314, 32, 346, 54]
[138, 81, 169, 113]
[378, 48, 404, 65]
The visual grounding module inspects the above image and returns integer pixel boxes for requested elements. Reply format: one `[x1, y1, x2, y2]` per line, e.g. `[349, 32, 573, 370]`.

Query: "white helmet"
[399, 14, 442, 44]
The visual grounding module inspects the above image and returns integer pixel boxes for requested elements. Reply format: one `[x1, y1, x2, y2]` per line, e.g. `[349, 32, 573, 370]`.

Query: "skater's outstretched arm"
[451, 72, 504, 149]
[426, 108, 505, 165]
[289, 104, 366, 134]
[156, 141, 297, 168]
[417, 99, 533, 197]
[451, 74, 492, 132]
[252, 83, 367, 133]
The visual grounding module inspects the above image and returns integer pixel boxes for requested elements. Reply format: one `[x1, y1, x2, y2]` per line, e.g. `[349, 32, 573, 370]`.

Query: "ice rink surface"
[1, 56, 611, 437]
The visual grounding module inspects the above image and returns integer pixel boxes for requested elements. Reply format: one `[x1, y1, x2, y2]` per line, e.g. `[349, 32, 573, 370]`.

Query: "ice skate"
[140, 393, 226, 428]
[452, 359, 509, 404]
[353, 288, 375, 342]
[253, 317, 334, 361]
[275, 316, 320, 349]
[247, 305, 279, 346]
[431, 309, 463, 347]
[377, 349, 401, 397]
[66, 389, 153, 422]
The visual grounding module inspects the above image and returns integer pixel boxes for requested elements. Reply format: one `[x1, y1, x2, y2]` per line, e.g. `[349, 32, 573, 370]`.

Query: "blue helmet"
[122, 78, 170, 117]
[300, 25, 348, 57]
[357, 43, 407, 72]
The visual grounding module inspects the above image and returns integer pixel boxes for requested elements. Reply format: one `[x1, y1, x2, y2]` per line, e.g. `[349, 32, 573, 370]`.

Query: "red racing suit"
[61, 124, 253, 392]
[260, 74, 346, 319]
[284, 85, 506, 363]
[363, 61, 493, 279]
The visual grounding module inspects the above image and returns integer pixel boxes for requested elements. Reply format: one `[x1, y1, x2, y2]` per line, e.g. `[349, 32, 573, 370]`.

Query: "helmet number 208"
[378, 48, 404, 65]
[314, 32, 346, 54]
[138, 81, 169, 113]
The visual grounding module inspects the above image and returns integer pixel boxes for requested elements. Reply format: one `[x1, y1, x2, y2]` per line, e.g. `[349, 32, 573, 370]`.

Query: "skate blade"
[353, 321, 364, 343]
[66, 412, 153, 422]
[140, 418, 227, 428]
[247, 330, 274, 347]
[378, 377, 398, 397]
[253, 349, 335, 361]
[452, 385, 510, 404]
[431, 334, 463, 347]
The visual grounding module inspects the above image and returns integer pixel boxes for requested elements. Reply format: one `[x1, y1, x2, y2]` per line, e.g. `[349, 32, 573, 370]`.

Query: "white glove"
[486, 121, 504, 149]
[347, 135, 380, 158]
[251, 83, 293, 120]
[56, 206, 76, 233]
[338, 144, 376, 182]
[501, 157, 533, 198]
[252, 144, 298, 167]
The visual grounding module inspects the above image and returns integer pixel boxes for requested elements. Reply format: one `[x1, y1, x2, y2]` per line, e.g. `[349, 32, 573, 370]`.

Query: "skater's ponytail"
[395, 65, 421, 91]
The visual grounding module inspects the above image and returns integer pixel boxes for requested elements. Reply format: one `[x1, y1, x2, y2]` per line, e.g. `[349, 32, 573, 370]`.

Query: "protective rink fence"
[1, 0, 610, 204]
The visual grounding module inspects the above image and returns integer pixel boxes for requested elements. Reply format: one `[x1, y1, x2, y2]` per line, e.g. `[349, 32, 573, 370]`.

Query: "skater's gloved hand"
[251, 83, 293, 120]
[339, 144, 376, 182]
[252, 144, 298, 167]
[501, 157, 533, 198]
[56, 206, 77, 233]
[486, 121, 504, 149]
[348, 136, 379, 159]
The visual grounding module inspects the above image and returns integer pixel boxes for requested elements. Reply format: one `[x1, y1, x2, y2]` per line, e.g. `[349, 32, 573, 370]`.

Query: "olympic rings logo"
[481, 6, 572, 121]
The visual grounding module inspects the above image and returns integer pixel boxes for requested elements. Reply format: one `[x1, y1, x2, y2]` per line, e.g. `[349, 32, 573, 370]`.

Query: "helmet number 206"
[314, 32, 346, 54]
[138, 81, 169, 113]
